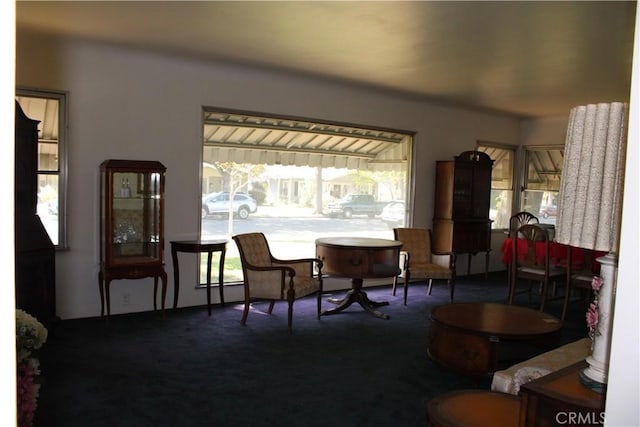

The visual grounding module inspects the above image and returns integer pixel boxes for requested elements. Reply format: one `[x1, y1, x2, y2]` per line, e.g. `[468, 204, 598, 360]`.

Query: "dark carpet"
[34, 271, 589, 427]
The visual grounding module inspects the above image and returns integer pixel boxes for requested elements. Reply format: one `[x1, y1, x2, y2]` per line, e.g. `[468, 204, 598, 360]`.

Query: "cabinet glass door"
[111, 171, 161, 263]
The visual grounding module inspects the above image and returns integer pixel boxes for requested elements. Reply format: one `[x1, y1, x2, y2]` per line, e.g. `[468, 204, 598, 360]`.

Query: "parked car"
[538, 205, 557, 218]
[380, 201, 405, 228]
[202, 192, 257, 219]
[323, 194, 387, 218]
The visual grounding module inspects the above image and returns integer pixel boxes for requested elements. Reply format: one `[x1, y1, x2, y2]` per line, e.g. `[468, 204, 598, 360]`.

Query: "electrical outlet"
[123, 293, 130, 306]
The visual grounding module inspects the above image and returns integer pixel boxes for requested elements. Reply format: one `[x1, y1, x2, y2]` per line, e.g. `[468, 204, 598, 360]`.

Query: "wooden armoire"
[432, 150, 493, 277]
[15, 101, 57, 328]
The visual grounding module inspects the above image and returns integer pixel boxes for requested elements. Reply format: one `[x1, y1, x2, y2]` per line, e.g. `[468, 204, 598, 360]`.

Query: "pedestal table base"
[322, 278, 390, 320]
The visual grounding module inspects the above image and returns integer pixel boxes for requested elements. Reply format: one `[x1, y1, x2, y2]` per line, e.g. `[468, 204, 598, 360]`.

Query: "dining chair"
[232, 232, 323, 333]
[392, 227, 455, 305]
[506, 212, 540, 291]
[561, 247, 598, 320]
[508, 224, 567, 318]
[509, 211, 539, 234]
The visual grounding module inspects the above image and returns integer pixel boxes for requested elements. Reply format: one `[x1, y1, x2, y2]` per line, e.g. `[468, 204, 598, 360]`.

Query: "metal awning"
[202, 110, 410, 170]
[480, 144, 564, 191]
[16, 96, 59, 157]
[526, 147, 564, 191]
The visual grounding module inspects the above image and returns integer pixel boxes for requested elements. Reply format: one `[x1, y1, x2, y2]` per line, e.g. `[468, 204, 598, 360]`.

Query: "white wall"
[604, 5, 640, 425]
[520, 115, 568, 146]
[16, 30, 523, 319]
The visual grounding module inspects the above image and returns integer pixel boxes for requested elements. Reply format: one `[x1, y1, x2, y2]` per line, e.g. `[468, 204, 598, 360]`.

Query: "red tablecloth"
[501, 238, 604, 272]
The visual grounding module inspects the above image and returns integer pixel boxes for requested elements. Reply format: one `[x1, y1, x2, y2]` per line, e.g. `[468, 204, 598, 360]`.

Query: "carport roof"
[202, 110, 411, 170]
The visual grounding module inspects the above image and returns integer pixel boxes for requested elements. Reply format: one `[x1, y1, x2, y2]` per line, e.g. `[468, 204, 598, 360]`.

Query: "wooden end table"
[519, 360, 605, 426]
[170, 240, 227, 315]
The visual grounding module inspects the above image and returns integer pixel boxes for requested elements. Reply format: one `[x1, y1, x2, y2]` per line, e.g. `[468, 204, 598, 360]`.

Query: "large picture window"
[477, 142, 516, 229]
[522, 146, 564, 227]
[16, 89, 68, 248]
[199, 108, 413, 286]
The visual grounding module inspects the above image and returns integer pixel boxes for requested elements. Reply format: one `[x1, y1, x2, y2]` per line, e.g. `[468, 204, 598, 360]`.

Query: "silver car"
[380, 201, 405, 228]
[202, 192, 258, 220]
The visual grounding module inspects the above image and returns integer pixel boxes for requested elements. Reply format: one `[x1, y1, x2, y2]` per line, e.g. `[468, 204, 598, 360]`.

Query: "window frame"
[521, 145, 564, 226]
[16, 88, 69, 249]
[199, 107, 414, 287]
[477, 141, 517, 230]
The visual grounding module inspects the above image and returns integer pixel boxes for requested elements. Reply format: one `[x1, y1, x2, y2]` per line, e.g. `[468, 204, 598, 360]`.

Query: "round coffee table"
[428, 302, 562, 377]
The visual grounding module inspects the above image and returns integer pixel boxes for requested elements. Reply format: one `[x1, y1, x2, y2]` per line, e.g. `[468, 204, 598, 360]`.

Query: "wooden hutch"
[432, 150, 493, 277]
[15, 101, 57, 329]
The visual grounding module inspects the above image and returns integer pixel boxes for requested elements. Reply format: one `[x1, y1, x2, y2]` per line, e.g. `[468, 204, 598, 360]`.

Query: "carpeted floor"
[34, 271, 589, 427]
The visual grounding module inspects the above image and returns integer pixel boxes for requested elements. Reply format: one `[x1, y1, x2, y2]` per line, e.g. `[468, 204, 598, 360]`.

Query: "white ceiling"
[16, 1, 637, 118]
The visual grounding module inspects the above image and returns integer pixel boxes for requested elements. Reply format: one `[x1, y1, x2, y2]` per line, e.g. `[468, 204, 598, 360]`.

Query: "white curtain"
[555, 102, 628, 253]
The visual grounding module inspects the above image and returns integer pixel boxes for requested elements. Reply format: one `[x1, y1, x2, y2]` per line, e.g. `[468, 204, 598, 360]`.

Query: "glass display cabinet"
[99, 159, 167, 317]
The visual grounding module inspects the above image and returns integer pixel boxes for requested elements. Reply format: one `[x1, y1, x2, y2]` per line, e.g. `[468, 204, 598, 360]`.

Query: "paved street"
[202, 205, 394, 245]
[201, 206, 397, 281]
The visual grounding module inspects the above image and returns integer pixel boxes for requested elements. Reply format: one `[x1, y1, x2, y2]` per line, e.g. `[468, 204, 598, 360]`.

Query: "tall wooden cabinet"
[99, 159, 167, 317]
[432, 150, 493, 276]
[15, 101, 57, 329]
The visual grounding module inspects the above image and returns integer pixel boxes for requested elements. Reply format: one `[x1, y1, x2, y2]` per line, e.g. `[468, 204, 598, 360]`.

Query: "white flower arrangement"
[16, 309, 48, 362]
[15, 309, 48, 427]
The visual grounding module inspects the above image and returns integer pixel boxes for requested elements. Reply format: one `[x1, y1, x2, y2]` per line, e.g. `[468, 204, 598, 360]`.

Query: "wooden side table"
[170, 240, 227, 315]
[519, 360, 605, 426]
[428, 390, 521, 427]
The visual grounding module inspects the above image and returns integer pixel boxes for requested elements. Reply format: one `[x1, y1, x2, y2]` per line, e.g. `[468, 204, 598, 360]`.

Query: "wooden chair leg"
[539, 280, 549, 312]
[403, 277, 408, 306]
[287, 290, 294, 334]
[449, 279, 454, 303]
[267, 300, 275, 314]
[561, 283, 571, 321]
[508, 265, 517, 304]
[392, 276, 398, 296]
[508, 277, 515, 305]
[241, 302, 250, 325]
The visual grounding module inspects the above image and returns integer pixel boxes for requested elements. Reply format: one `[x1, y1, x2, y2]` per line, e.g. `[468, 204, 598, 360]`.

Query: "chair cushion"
[408, 261, 453, 280]
[517, 266, 565, 277]
[246, 269, 320, 300]
[292, 275, 321, 298]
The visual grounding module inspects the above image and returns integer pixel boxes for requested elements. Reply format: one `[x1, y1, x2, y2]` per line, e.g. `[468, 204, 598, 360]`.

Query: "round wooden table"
[428, 390, 521, 427]
[428, 302, 562, 377]
[315, 237, 402, 319]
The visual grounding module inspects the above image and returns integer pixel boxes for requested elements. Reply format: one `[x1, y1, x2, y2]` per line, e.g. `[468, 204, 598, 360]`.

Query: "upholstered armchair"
[232, 232, 323, 333]
[392, 227, 455, 304]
